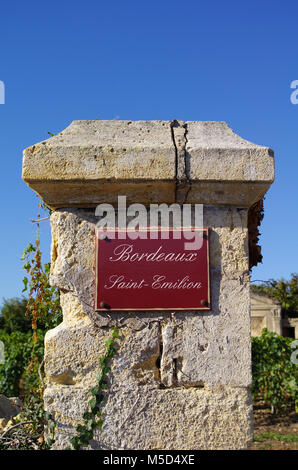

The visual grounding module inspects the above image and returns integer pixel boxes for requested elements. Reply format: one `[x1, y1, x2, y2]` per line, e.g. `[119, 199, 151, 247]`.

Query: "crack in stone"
[170, 119, 179, 203]
[156, 322, 163, 386]
[170, 120, 191, 204]
[183, 122, 192, 204]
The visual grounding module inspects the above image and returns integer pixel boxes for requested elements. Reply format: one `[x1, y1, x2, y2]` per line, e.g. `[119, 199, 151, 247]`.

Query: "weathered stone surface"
[23, 120, 175, 181]
[22, 120, 275, 449]
[22, 120, 274, 208]
[180, 181, 272, 206]
[27, 181, 175, 208]
[44, 206, 253, 449]
[176, 121, 274, 206]
[45, 384, 252, 450]
[22, 120, 176, 208]
[185, 121, 274, 182]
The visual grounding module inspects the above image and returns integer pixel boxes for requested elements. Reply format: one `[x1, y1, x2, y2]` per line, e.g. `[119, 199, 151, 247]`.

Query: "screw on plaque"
[201, 299, 209, 307]
[100, 301, 111, 310]
[101, 234, 111, 242]
[99, 233, 111, 241]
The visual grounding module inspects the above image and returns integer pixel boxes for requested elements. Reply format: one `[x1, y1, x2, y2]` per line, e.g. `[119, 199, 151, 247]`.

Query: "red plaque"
[95, 228, 211, 311]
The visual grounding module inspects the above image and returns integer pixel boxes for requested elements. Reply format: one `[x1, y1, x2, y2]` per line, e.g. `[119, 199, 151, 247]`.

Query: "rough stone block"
[22, 120, 176, 207]
[43, 206, 253, 449]
[22, 120, 274, 207]
[21, 120, 275, 450]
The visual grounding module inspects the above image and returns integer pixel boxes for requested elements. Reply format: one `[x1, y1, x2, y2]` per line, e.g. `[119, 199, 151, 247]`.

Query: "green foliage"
[0, 200, 120, 450]
[0, 329, 45, 398]
[21, 242, 62, 334]
[21, 394, 56, 445]
[70, 327, 119, 450]
[0, 330, 32, 397]
[0, 297, 31, 334]
[0, 203, 62, 400]
[22, 330, 46, 399]
[251, 273, 298, 318]
[0, 201, 62, 450]
[254, 431, 298, 443]
[252, 329, 298, 413]
[0, 394, 56, 450]
[0, 325, 58, 449]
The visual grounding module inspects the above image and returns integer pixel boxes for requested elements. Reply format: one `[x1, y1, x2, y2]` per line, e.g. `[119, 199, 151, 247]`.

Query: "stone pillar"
[22, 120, 274, 449]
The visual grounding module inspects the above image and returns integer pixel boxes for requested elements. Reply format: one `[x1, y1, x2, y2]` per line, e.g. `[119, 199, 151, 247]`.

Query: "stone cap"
[250, 291, 282, 307]
[22, 120, 274, 208]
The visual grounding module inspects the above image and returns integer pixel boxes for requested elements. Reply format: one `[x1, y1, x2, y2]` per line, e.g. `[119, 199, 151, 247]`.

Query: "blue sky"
[0, 0, 297, 303]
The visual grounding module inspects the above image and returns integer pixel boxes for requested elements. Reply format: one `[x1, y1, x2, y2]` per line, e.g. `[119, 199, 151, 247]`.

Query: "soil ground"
[250, 402, 297, 450]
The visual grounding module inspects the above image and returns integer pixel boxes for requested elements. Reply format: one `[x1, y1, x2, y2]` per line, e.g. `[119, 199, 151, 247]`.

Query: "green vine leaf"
[90, 385, 100, 396]
[70, 328, 119, 450]
[22, 277, 28, 292]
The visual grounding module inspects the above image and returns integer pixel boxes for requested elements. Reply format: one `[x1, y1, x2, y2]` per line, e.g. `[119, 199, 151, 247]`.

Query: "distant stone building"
[250, 292, 297, 338]
[250, 292, 282, 336]
[282, 317, 298, 339]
